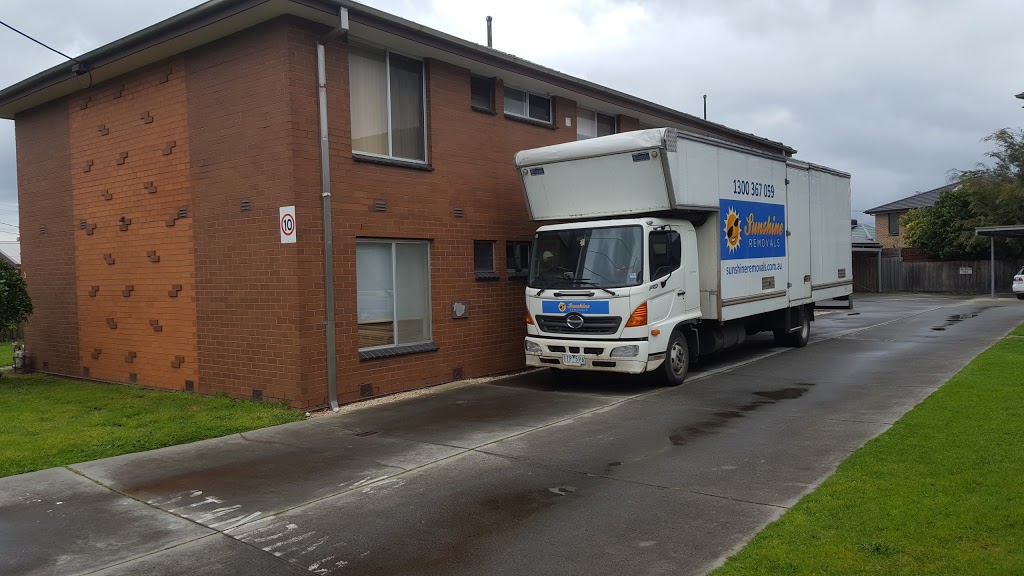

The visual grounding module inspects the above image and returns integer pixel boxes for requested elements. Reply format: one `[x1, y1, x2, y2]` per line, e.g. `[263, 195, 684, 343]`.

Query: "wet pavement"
[3, 294, 1024, 576]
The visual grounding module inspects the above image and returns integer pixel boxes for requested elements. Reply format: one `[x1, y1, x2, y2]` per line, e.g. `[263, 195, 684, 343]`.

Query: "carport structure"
[975, 225, 1024, 298]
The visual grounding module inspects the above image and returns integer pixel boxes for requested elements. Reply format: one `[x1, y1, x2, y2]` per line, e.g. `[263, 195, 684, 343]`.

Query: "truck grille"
[536, 315, 622, 335]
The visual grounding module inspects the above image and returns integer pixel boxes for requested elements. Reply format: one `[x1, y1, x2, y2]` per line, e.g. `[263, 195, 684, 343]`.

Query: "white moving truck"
[515, 128, 852, 385]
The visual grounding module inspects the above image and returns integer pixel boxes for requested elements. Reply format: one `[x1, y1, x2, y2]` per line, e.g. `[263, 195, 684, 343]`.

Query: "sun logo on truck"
[558, 302, 567, 312]
[724, 207, 742, 252]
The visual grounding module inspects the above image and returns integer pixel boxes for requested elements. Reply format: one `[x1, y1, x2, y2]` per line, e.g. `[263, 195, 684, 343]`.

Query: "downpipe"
[317, 7, 349, 411]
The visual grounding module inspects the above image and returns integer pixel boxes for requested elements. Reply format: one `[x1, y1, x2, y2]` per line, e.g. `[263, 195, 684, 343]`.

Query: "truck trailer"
[515, 128, 852, 385]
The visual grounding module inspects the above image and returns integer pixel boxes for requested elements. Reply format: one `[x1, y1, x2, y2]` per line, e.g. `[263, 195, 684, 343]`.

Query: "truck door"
[786, 165, 812, 301]
[646, 227, 685, 332]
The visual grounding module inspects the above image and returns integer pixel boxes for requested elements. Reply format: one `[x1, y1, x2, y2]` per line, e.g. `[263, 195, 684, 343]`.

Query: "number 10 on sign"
[280, 206, 296, 244]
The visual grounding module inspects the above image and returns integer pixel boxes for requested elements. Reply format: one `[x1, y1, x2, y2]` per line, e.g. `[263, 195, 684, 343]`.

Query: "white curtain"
[577, 108, 596, 140]
[357, 242, 394, 322]
[395, 243, 430, 344]
[350, 45, 388, 155]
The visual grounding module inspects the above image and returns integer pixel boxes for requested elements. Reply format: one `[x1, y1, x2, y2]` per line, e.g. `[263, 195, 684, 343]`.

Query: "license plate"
[562, 354, 586, 367]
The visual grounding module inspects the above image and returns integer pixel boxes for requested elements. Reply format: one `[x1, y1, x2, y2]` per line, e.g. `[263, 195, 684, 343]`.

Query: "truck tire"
[662, 330, 690, 386]
[790, 308, 810, 348]
[774, 308, 810, 348]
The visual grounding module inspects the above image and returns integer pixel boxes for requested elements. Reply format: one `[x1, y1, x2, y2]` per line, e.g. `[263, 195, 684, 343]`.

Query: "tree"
[954, 127, 1024, 225]
[904, 127, 1024, 260]
[0, 261, 32, 334]
[903, 186, 991, 260]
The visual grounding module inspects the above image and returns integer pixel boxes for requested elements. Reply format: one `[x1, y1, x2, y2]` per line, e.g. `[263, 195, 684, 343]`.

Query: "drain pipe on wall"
[317, 7, 349, 411]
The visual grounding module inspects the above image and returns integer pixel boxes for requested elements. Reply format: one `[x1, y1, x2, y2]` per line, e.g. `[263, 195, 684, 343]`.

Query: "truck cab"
[525, 217, 700, 382]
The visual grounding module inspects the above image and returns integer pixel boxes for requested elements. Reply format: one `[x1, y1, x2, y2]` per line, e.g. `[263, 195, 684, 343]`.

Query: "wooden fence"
[879, 258, 1023, 294]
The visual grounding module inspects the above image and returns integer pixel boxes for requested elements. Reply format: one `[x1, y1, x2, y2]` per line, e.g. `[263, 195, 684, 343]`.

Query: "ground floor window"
[357, 239, 431, 350]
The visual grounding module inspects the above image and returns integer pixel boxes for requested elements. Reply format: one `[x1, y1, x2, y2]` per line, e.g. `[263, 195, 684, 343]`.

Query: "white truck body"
[515, 128, 852, 379]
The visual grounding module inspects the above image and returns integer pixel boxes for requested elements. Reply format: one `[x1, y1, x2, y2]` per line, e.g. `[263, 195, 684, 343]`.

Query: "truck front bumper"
[524, 336, 663, 375]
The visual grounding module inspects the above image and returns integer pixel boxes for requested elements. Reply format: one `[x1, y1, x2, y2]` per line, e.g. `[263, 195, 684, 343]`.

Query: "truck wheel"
[774, 308, 810, 348]
[790, 308, 810, 348]
[662, 331, 690, 386]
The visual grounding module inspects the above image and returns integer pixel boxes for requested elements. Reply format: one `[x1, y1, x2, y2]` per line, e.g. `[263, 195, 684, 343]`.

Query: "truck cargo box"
[514, 128, 788, 221]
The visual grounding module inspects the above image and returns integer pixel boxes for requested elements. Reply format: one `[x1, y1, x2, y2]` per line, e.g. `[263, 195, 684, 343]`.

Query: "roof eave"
[0, 0, 795, 155]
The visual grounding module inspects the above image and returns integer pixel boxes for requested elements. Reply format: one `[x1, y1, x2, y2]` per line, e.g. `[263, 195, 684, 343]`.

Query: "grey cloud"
[0, 0, 1021, 232]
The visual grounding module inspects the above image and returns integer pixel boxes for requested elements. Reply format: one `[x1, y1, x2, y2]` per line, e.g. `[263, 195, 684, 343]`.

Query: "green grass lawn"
[0, 342, 13, 367]
[713, 329, 1024, 575]
[0, 373, 304, 478]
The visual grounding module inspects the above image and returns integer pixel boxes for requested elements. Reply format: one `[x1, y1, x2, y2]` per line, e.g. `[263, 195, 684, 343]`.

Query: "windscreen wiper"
[534, 279, 561, 297]
[574, 279, 617, 296]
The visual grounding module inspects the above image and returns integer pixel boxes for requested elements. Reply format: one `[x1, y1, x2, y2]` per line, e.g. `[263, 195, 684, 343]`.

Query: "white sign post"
[279, 206, 296, 244]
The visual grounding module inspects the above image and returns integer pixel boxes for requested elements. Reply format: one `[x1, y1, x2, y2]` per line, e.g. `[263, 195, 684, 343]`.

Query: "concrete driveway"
[3, 294, 1023, 576]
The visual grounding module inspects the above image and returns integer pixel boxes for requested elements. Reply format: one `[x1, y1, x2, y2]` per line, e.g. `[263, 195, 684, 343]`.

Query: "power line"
[0, 19, 77, 62]
[0, 222, 19, 230]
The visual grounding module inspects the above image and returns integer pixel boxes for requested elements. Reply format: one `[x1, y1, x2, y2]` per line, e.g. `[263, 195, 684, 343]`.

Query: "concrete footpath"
[2, 294, 1023, 576]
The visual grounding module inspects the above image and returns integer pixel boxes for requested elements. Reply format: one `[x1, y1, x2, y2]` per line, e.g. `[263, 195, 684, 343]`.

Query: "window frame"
[506, 241, 531, 279]
[470, 75, 496, 113]
[474, 240, 498, 280]
[349, 42, 430, 164]
[648, 230, 682, 282]
[577, 108, 617, 140]
[356, 238, 433, 352]
[888, 212, 900, 236]
[504, 86, 552, 124]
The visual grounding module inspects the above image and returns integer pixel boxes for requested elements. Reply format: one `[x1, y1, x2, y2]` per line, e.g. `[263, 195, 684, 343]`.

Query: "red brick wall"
[15, 17, 641, 408]
[70, 59, 198, 389]
[15, 102, 79, 375]
[321, 36, 578, 404]
[186, 20, 326, 406]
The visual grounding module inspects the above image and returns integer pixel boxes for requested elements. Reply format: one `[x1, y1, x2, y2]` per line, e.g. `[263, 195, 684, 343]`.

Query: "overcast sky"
[1, 0, 1022, 241]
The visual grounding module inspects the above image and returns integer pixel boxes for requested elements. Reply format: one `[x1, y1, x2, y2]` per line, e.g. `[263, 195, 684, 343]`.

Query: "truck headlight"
[610, 345, 639, 358]
[525, 340, 543, 354]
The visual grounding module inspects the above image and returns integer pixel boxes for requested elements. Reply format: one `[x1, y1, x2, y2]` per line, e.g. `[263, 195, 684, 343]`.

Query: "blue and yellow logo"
[541, 300, 611, 314]
[720, 200, 786, 260]
[723, 208, 742, 254]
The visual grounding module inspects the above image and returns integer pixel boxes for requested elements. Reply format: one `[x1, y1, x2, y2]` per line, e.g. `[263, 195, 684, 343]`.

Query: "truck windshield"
[529, 225, 644, 290]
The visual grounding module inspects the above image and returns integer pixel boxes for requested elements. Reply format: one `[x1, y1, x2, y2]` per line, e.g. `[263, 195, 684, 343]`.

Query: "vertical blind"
[349, 44, 426, 161]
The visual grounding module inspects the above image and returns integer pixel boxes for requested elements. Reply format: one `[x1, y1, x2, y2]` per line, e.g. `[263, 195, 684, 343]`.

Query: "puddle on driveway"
[930, 308, 988, 332]
[668, 383, 814, 446]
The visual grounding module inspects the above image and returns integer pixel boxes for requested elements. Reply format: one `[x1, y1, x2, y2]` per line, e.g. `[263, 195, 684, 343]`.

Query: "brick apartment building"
[0, 0, 792, 409]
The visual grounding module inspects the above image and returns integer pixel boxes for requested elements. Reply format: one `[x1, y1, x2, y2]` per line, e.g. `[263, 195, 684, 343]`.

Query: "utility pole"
[703, 94, 707, 120]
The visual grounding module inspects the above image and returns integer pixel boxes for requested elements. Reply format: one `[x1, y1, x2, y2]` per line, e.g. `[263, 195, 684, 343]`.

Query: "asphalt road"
[3, 294, 1024, 576]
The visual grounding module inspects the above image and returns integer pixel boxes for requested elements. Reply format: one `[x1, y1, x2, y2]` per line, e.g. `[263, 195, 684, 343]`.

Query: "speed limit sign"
[279, 206, 296, 244]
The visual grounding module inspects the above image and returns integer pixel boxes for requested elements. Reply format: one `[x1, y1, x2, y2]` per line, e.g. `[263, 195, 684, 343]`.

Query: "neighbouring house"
[850, 220, 881, 292]
[864, 183, 955, 249]
[0, 240, 19, 269]
[0, 0, 795, 408]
